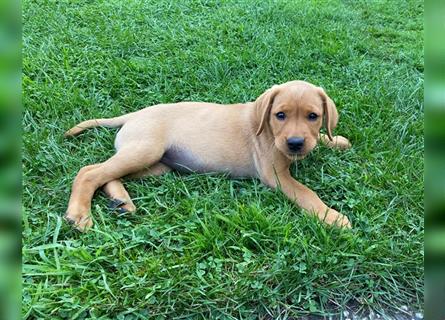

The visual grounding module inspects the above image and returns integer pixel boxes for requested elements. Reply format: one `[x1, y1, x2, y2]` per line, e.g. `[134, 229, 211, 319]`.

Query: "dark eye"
[276, 112, 286, 120]
[308, 112, 318, 121]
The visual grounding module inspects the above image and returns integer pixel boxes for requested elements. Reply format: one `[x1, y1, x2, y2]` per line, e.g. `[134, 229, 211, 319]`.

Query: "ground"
[23, 0, 423, 318]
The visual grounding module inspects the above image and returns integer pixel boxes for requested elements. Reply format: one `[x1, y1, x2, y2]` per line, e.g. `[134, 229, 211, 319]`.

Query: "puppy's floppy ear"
[255, 85, 280, 136]
[318, 87, 339, 141]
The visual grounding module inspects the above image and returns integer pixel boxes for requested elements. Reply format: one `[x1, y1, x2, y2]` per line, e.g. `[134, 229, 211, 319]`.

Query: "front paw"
[331, 135, 352, 150]
[323, 209, 352, 229]
[320, 134, 352, 150]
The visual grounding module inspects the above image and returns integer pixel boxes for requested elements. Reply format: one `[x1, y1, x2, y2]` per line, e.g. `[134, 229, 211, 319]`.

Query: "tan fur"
[64, 80, 352, 231]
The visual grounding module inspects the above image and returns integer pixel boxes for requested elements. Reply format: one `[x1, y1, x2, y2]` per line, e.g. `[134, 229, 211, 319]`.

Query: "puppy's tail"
[64, 114, 130, 137]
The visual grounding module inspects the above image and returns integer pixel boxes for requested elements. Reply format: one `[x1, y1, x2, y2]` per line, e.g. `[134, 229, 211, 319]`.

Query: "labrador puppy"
[64, 80, 352, 231]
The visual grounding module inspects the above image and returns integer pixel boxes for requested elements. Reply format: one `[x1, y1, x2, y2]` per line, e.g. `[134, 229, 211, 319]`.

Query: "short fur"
[64, 80, 352, 231]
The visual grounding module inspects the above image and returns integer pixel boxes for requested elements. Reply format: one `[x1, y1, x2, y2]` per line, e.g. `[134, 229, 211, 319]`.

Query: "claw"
[63, 214, 75, 225]
[108, 199, 126, 210]
[108, 198, 133, 215]
[117, 207, 129, 214]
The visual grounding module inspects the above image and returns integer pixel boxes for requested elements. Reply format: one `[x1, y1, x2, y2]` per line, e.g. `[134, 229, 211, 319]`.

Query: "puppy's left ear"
[255, 85, 280, 136]
[318, 88, 339, 141]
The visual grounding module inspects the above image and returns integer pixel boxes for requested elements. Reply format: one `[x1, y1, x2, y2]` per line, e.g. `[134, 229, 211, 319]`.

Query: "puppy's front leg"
[265, 171, 351, 228]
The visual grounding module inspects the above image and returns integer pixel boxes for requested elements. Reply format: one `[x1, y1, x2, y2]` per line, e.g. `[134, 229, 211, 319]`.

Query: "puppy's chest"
[160, 146, 254, 177]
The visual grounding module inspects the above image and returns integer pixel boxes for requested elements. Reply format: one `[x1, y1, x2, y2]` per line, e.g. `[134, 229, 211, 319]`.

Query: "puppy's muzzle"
[287, 137, 305, 153]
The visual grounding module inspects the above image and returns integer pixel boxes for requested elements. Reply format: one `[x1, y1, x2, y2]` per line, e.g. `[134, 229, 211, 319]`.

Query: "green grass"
[22, 0, 423, 318]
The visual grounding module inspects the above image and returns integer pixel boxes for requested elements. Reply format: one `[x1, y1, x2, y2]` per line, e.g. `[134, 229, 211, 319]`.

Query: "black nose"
[287, 137, 305, 152]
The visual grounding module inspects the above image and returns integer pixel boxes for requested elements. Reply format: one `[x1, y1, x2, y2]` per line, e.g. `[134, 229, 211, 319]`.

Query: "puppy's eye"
[308, 112, 318, 121]
[276, 112, 286, 120]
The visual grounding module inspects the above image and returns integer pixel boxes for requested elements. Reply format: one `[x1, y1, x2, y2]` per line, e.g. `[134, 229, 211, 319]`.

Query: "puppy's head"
[255, 80, 338, 159]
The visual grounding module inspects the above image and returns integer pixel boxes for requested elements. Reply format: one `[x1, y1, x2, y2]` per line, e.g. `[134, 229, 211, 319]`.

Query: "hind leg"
[103, 163, 172, 213]
[65, 144, 163, 231]
[127, 162, 172, 179]
[103, 179, 137, 213]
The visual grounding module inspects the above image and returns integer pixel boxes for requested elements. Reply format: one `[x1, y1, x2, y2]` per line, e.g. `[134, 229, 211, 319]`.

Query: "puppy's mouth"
[279, 147, 307, 160]
[287, 150, 307, 160]
[276, 141, 311, 160]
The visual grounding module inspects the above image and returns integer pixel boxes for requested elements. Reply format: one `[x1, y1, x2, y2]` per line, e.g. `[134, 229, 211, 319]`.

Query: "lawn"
[22, 0, 423, 318]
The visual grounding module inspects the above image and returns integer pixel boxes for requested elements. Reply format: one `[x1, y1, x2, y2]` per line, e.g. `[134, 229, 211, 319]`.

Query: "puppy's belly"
[160, 147, 254, 177]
